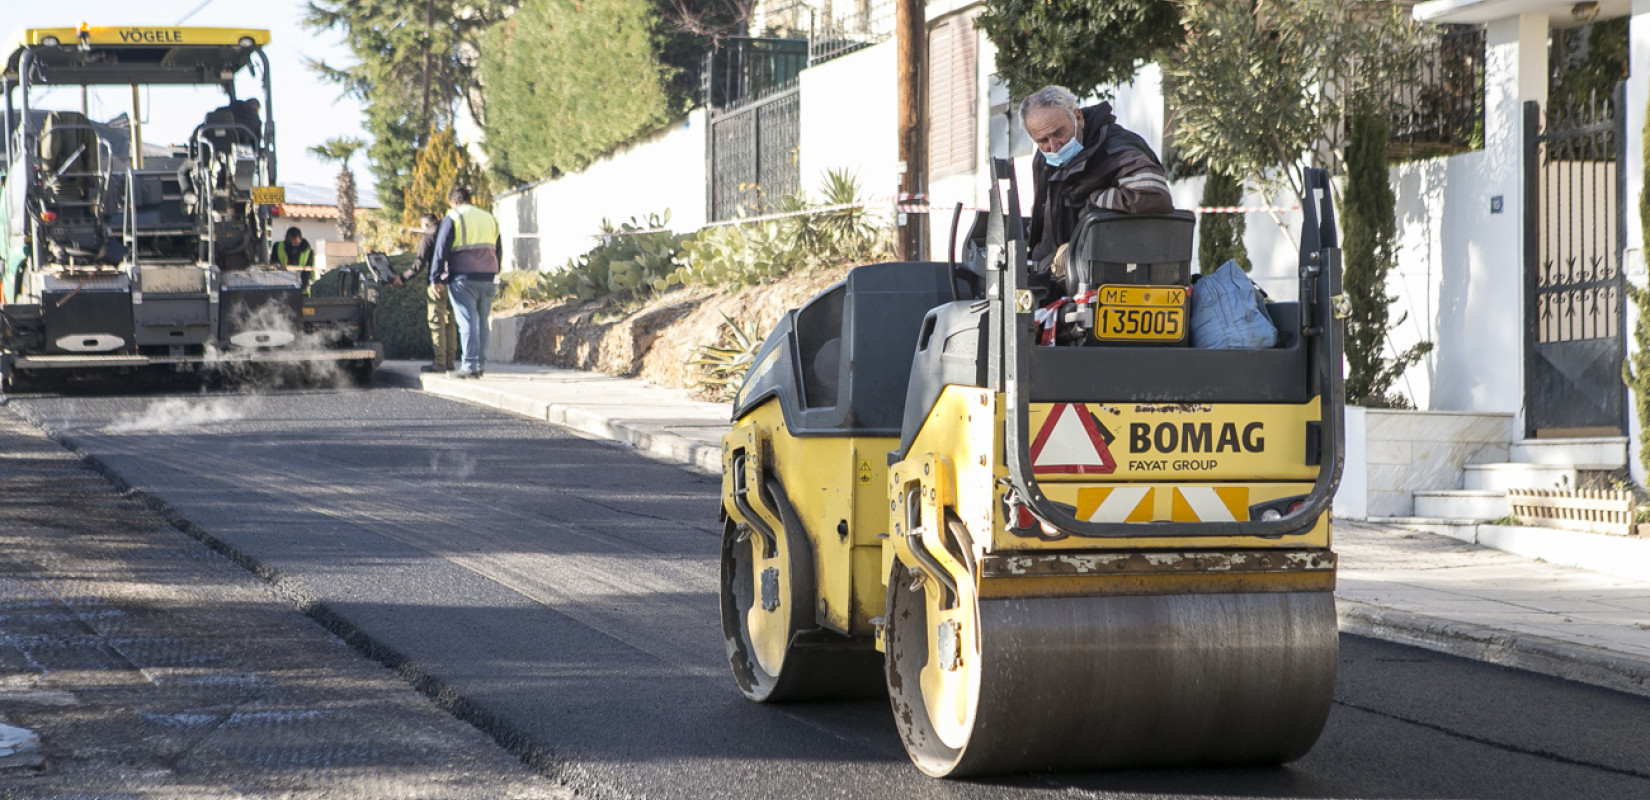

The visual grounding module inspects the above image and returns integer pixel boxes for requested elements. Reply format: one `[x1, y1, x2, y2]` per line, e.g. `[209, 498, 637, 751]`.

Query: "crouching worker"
[1021, 85, 1173, 295]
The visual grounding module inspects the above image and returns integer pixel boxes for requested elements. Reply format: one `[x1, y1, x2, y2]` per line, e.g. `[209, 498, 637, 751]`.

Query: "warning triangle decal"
[1030, 403, 1117, 474]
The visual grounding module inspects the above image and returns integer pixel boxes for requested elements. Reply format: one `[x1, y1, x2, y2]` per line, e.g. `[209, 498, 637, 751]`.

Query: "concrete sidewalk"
[378, 360, 1650, 699]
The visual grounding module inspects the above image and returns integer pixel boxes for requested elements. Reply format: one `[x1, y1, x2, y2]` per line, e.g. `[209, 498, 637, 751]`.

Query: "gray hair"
[1019, 85, 1080, 130]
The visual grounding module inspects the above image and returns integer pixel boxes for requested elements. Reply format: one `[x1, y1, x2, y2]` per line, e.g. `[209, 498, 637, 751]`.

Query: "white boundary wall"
[494, 110, 707, 273]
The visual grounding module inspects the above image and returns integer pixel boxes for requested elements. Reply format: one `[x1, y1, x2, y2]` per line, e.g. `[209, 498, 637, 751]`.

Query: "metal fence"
[808, 0, 895, 65]
[708, 88, 801, 221]
[1387, 25, 1486, 160]
[702, 37, 808, 109]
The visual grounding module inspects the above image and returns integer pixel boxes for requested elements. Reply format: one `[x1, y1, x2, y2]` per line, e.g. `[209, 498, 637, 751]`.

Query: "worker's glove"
[428, 283, 446, 302]
[1050, 243, 1070, 283]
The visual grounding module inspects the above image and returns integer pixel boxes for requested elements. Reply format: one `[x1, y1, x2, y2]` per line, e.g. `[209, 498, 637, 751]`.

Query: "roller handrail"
[994, 161, 1345, 540]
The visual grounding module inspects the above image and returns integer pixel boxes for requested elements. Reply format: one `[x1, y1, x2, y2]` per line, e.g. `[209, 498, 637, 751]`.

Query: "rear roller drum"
[720, 478, 881, 702]
[885, 571, 1339, 777]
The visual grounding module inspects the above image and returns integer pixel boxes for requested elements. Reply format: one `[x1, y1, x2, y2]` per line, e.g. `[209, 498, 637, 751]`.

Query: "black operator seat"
[37, 110, 101, 205]
[1063, 208, 1196, 290]
[781, 261, 963, 435]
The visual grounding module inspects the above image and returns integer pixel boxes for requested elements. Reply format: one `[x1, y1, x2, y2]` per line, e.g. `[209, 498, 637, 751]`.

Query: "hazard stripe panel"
[1075, 487, 1154, 522]
[1171, 487, 1250, 522]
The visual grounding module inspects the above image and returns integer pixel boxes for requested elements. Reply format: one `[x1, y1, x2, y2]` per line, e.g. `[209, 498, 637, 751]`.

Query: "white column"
[1453, 15, 1547, 423]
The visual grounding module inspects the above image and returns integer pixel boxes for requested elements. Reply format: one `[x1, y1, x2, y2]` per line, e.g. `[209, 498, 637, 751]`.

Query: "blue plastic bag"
[1190, 260, 1277, 349]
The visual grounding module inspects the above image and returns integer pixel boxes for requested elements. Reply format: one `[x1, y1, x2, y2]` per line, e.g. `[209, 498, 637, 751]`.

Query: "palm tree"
[307, 137, 367, 242]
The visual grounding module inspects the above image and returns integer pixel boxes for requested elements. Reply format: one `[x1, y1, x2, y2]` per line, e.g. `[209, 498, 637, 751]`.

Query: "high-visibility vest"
[274, 240, 312, 267]
[447, 204, 499, 253]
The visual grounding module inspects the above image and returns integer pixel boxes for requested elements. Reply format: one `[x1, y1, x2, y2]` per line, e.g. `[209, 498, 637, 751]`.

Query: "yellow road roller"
[719, 162, 1345, 777]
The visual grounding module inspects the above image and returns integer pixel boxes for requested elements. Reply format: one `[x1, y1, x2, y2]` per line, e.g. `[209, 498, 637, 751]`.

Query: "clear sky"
[7, 2, 370, 189]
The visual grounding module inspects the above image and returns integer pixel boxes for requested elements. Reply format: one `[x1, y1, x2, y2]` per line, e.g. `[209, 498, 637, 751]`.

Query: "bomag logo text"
[118, 29, 185, 44]
[1129, 421, 1264, 454]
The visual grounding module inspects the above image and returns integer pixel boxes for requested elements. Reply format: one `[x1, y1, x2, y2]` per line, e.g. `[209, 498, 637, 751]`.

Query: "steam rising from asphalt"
[430, 448, 477, 480]
[205, 296, 357, 390]
[107, 397, 250, 433]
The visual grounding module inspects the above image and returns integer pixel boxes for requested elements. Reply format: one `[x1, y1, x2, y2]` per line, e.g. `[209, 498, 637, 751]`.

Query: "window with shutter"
[927, 11, 978, 180]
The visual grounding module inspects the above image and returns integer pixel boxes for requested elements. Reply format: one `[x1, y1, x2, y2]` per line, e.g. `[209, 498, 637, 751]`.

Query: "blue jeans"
[446, 275, 497, 374]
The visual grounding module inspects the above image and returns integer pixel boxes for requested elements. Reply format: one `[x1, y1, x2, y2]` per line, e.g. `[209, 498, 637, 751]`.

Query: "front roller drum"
[885, 579, 1338, 777]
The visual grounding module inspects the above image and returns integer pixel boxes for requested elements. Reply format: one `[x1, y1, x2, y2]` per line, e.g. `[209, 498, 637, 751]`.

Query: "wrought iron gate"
[703, 38, 804, 222]
[1522, 82, 1627, 437]
[707, 88, 800, 222]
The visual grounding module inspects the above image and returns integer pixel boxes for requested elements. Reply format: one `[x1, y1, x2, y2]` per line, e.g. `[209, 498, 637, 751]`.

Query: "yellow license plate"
[1093, 285, 1187, 342]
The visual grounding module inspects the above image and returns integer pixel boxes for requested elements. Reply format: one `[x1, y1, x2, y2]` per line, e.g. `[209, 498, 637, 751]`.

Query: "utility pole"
[895, 0, 926, 261]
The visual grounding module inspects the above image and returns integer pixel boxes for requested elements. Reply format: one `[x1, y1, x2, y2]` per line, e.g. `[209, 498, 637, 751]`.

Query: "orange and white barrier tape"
[553, 198, 1300, 240]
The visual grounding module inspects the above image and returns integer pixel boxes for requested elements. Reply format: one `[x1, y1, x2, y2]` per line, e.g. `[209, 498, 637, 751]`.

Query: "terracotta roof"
[274, 204, 374, 221]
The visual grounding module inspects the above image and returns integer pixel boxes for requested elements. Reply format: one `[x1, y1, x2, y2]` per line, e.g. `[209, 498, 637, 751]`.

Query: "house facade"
[493, 0, 1650, 517]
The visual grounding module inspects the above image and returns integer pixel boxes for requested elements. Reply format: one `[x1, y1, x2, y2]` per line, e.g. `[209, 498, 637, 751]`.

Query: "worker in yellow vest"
[429, 186, 500, 378]
[271, 227, 315, 289]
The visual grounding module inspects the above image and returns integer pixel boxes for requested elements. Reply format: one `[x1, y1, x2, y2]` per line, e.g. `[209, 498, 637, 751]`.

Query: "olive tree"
[1163, 0, 1430, 206]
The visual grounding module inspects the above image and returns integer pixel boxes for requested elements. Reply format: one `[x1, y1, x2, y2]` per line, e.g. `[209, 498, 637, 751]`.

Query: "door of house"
[1522, 83, 1627, 437]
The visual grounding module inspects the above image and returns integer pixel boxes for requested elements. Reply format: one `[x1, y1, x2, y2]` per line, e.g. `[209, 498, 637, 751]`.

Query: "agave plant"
[691, 313, 763, 402]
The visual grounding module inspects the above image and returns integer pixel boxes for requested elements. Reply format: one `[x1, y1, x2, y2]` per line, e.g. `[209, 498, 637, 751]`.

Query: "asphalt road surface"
[7, 386, 1650, 800]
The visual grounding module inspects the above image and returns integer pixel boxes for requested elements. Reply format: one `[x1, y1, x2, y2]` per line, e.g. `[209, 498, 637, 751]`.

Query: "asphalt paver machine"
[719, 160, 1347, 776]
[0, 24, 381, 390]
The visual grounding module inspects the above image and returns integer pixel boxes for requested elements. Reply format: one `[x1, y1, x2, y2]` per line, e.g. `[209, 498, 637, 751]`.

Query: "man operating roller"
[1021, 85, 1174, 293]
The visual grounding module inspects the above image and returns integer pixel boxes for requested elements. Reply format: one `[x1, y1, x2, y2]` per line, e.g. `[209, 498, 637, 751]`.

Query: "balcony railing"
[1385, 25, 1486, 160]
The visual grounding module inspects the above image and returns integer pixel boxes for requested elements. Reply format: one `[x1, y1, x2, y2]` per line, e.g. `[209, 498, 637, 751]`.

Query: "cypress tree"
[1342, 112, 1430, 406]
[1196, 169, 1250, 273]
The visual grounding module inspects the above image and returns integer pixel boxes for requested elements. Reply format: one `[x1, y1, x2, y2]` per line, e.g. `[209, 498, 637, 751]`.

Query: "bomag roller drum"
[719, 164, 1346, 777]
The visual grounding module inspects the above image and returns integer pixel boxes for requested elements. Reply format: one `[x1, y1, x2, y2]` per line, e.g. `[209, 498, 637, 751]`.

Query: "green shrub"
[478, 0, 724, 184]
[533, 212, 692, 303]
[658, 169, 892, 290]
[691, 313, 762, 401]
[314, 253, 431, 361]
[662, 219, 806, 289]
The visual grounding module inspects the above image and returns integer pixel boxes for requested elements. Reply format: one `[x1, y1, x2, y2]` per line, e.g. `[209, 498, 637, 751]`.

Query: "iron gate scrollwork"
[1522, 81, 1627, 436]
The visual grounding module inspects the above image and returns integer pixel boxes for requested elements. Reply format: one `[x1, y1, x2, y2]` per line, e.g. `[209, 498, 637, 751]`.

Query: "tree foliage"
[402, 127, 492, 248]
[1196, 170, 1249, 273]
[1552, 17, 1629, 113]
[479, 0, 737, 185]
[976, 0, 1180, 102]
[304, 1, 517, 216]
[1164, 0, 1430, 206]
[307, 137, 366, 242]
[1342, 112, 1431, 407]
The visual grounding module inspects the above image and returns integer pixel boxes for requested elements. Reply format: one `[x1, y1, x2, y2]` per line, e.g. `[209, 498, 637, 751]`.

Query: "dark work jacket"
[410, 231, 439, 282]
[1027, 102, 1171, 269]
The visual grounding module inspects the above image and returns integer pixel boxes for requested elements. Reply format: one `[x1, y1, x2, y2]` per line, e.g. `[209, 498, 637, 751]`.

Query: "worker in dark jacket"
[430, 186, 500, 378]
[1021, 85, 1174, 292]
[395, 213, 457, 373]
[270, 226, 315, 289]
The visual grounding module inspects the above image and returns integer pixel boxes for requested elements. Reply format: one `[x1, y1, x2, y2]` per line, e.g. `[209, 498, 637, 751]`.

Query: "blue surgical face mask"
[1043, 135, 1083, 168]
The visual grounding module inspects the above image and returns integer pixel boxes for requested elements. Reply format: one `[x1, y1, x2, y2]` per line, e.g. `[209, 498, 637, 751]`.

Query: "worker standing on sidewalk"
[429, 186, 500, 379]
[397, 213, 458, 373]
